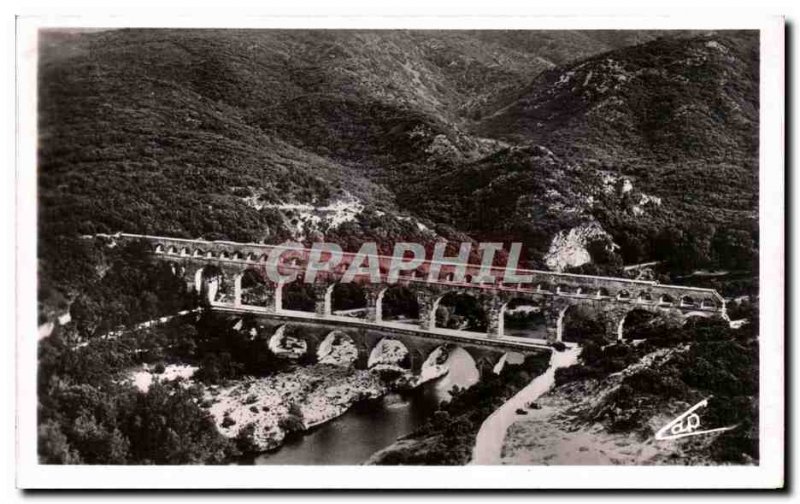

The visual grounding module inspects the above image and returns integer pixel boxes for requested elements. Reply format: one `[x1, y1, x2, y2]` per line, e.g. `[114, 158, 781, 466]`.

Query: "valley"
[35, 28, 760, 467]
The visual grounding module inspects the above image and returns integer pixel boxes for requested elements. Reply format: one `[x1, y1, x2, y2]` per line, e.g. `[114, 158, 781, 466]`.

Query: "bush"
[622, 368, 687, 398]
[278, 415, 305, 434]
[234, 423, 259, 454]
[554, 364, 605, 386]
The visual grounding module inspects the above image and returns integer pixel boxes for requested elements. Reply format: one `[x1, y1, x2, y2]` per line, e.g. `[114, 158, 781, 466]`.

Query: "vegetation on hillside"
[38, 29, 759, 319]
[36, 29, 761, 466]
[553, 316, 759, 464]
[38, 320, 235, 464]
[38, 300, 313, 464]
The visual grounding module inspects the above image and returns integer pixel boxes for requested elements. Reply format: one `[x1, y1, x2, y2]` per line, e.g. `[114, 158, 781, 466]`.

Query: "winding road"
[470, 345, 581, 465]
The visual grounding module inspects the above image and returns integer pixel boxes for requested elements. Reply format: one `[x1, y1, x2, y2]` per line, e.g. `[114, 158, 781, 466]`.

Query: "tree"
[38, 420, 81, 464]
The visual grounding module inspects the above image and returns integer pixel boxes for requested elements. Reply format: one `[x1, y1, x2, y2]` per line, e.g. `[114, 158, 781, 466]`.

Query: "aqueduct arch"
[330, 283, 369, 318]
[431, 292, 488, 333]
[496, 296, 547, 339]
[234, 268, 271, 308]
[280, 280, 317, 313]
[425, 345, 481, 386]
[195, 265, 224, 304]
[618, 308, 662, 341]
[367, 338, 411, 369]
[268, 325, 308, 358]
[105, 233, 728, 345]
[557, 304, 606, 343]
[316, 330, 358, 365]
[376, 285, 420, 324]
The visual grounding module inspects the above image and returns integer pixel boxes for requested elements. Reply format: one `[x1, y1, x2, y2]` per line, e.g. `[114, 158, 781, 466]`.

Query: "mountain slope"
[445, 32, 759, 267]
[478, 32, 758, 159]
[37, 29, 759, 313]
[39, 28, 693, 245]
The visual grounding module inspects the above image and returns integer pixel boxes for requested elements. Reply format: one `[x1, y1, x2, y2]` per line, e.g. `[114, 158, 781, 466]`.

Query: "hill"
[474, 32, 759, 238]
[37, 29, 759, 317]
[425, 32, 760, 268]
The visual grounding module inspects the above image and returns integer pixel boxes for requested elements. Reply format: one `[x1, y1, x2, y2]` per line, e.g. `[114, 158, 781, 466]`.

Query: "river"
[241, 347, 480, 465]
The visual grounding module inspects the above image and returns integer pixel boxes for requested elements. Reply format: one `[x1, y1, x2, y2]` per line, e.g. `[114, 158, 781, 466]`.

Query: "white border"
[15, 15, 785, 489]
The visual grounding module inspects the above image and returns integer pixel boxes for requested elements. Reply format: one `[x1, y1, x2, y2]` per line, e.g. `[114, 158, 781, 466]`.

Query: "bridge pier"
[603, 309, 629, 341]
[373, 288, 386, 323]
[486, 298, 505, 339]
[417, 291, 437, 331]
[274, 280, 284, 311]
[264, 283, 278, 313]
[314, 284, 333, 317]
[233, 274, 242, 307]
[543, 302, 567, 343]
[365, 287, 381, 323]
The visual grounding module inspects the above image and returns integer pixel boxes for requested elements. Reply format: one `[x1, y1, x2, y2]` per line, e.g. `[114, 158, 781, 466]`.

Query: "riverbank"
[366, 352, 552, 465]
[203, 364, 392, 452]
[204, 359, 451, 455]
[499, 327, 759, 465]
[499, 347, 720, 464]
[470, 345, 580, 464]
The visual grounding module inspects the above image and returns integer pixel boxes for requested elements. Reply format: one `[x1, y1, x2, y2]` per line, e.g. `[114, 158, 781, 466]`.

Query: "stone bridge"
[215, 306, 550, 378]
[99, 233, 727, 343]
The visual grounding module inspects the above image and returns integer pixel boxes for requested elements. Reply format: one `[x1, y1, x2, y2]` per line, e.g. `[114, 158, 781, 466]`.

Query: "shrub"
[234, 423, 259, 454]
[554, 364, 605, 386]
[278, 415, 305, 434]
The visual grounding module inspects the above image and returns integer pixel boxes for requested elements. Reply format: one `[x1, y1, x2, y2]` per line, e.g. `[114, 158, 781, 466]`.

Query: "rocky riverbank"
[499, 336, 759, 466]
[366, 352, 552, 465]
[499, 350, 718, 465]
[202, 364, 393, 452]
[123, 337, 452, 456]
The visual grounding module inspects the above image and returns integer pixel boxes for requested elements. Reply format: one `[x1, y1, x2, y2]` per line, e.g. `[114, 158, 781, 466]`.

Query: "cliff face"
[543, 222, 617, 272]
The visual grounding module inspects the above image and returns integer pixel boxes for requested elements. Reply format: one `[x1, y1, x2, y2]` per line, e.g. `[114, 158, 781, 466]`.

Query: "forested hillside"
[38, 29, 759, 320]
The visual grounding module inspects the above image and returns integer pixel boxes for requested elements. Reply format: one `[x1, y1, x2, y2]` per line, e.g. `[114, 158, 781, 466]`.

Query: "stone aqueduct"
[105, 233, 727, 353]
[219, 310, 548, 377]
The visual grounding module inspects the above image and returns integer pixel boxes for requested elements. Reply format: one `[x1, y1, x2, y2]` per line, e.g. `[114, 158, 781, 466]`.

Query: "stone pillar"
[373, 288, 387, 323]
[543, 301, 566, 343]
[233, 274, 242, 307]
[313, 284, 332, 317]
[265, 283, 278, 313]
[486, 298, 505, 339]
[604, 309, 629, 342]
[274, 280, 284, 312]
[417, 291, 437, 331]
[364, 287, 381, 323]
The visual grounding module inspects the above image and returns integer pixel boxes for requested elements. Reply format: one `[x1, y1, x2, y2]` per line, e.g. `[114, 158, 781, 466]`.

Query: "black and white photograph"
[13, 12, 785, 490]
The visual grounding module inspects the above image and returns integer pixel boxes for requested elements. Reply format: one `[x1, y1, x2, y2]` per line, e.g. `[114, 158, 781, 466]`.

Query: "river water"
[244, 347, 480, 465]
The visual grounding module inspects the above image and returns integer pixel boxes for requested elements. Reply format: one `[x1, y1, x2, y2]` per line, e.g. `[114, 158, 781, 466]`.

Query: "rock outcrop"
[543, 222, 617, 272]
